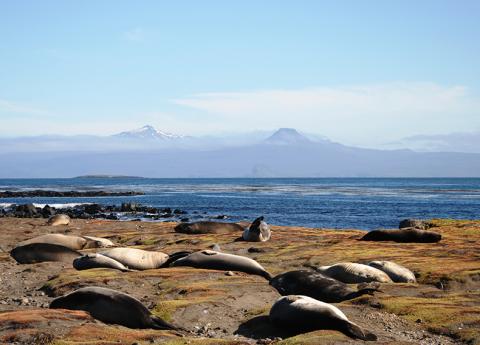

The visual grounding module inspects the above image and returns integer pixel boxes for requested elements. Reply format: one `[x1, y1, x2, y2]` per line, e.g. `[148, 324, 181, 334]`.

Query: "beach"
[0, 217, 479, 344]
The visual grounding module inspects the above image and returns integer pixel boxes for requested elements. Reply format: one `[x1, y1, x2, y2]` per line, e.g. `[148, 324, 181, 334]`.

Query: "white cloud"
[123, 27, 146, 42]
[173, 82, 480, 147]
[0, 99, 48, 116]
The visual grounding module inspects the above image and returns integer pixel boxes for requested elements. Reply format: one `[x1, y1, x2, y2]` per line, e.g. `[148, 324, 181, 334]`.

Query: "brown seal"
[360, 228, 441, 243]
[50, 286, 176, 330]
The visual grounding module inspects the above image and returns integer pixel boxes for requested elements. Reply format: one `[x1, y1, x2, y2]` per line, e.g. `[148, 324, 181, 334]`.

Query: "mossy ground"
[0, 217, 479, 344]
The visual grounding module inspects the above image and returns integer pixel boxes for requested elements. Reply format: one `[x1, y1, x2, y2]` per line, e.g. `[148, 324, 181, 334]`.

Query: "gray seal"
[368, 260, 416, 283]
[269, 295, 377, 341]
[73, 253, 131, 272]
[172, 250, 272, 280]
[50, 286, 176, 330]
[47, 214, 71, 226]
[100, 248, 169, 270]
[10, 243, 81, 264]
[174, 221, 244, 234]
[18, 234, 109, 250]
[360, 228, 441, 243]
[312, 262, 393, 284]
[242, 216, 271, 242]
[270, 270, 379, 303]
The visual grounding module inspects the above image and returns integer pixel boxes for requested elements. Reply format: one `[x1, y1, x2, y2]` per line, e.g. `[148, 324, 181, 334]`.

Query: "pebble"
[225, 271, 235, 276]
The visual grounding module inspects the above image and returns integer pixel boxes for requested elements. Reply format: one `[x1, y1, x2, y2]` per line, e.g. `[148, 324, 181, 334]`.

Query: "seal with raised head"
[360, 228, 441, 243]
[50, 286, 176, 330]
[243, 216, 271, 242]
[73, 253, 131, 272]
[174, 221, 244, 234]
[10, 243, 81, 264]
[47, 214, 70, 226]
[269, 295, 377, 341]
[368, 260, 416, 283]
[172, 250, 272, 280]
[270, 270, 379, 303]
[312, 262, 393, 284]
[19, 234, 104, 250]
[100, 247, 169, 270]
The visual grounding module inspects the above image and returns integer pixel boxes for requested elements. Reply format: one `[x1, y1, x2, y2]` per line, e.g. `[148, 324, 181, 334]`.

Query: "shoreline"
[0, 217, 479, 344]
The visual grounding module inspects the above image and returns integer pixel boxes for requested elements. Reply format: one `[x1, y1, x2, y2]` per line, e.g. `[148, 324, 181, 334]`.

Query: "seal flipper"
[340, 321, 377, 341]
[162, 251, 192, 267]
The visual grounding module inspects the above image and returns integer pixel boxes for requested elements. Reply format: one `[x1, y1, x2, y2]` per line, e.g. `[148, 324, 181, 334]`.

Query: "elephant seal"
[174, 221, 243, 234]
[312, 262, 393, 284]
[270, 270, 380, 303]
[50, 286, 176, 330]
[368, 260, 416, 283]
[269, 295, 377, 341]
[10, 243, 81, 264]
[82, 236, 115, 248]
[73, 253, 131, 272]
[360, 228, 441, 243]
[100, 248, 169, 270]
[19, 234, 105, 250]
[172, 250, 272, 280]
[47, 214, 70, 226]
[243, 216, 271, 242]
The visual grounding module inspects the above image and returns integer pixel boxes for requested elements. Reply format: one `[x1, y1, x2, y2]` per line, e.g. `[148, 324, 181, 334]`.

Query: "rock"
[121, 202, 138, 212]
[225, 271, 235, 276]
[15, 204, 38, 217]
[180, 217, 189, 222]
[84, 204, 103, 215]
[41, 205, 55, 218]
[216, 215, 228, 219]
[399, 219, 431, 229]
[248, 247, 266, 253]
[174, 209, 187, 214]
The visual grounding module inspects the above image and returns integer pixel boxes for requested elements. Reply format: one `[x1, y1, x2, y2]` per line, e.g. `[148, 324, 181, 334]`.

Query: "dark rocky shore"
[0, 190, 144, 198]
[0, 202, 227, 223]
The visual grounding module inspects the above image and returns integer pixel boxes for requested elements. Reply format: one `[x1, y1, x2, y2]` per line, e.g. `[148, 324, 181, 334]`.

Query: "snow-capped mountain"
[113, 125, 183, 140]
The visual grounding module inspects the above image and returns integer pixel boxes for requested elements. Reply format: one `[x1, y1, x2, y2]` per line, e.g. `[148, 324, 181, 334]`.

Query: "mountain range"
[1, 126, 479, 177]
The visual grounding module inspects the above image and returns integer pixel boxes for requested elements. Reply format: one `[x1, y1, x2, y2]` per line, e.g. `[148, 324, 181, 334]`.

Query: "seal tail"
[341, 321, 377, 341]
[260, 270, 273, 281]
[150, 316, 178, 330]
[346, 287, 381, 300]
[162, 251, 192, 267]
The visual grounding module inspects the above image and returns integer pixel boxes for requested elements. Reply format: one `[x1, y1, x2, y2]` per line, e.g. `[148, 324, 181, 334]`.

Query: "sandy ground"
[0, 217, 479, 345]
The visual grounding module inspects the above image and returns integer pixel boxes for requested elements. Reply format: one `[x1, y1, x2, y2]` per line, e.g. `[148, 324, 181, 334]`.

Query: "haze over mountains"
[1, 126, 479, 178]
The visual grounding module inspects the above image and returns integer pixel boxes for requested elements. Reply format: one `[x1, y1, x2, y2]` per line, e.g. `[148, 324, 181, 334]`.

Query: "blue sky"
[0, 0, 479, 147]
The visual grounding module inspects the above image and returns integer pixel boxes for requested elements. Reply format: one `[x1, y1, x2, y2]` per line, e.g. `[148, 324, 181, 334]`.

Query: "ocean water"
[0, 178, 479, 230]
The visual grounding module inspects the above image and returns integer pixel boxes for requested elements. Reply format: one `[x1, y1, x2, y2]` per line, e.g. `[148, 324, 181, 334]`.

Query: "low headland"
[0, 216, 479, 344]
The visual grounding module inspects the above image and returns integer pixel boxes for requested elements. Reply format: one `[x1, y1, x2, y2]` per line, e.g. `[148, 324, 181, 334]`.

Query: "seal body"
[50, 286, 175, 330]
[101, 248, 169, 270]
[243, 216, 271, 242]
[360, 228, 441, 243]
[10, 243, 81, 264]
[73, 253, 131, 272]
[172, 250, 272, 280]
[269, 295, 377, 340]
[81, 236, 115, 248]
[314, 262, 393, 284]
[174, 221, 243, 234]
[47, 214, 70, 226]
[270, 270, 378, 303]
[368, 260, 416, 283]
